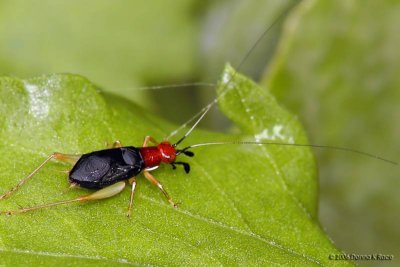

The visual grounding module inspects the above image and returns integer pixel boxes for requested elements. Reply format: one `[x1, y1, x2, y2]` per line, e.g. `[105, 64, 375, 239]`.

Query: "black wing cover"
[69, 147, 144, 189]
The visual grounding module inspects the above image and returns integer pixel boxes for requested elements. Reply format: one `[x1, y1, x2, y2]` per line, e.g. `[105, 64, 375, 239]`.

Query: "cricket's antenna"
[180, 141, 398, 165]
[136, 82, 215, 91]
[173, 104, 212, 147]
[167, 1, 299, 140]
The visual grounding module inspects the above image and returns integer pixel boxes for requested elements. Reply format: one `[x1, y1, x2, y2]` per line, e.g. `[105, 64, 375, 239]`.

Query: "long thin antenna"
[167, 1, 299, 140]
[172, 104, 213, 147]
[136, 82, 215, 91]
[180, 141, 398, 165]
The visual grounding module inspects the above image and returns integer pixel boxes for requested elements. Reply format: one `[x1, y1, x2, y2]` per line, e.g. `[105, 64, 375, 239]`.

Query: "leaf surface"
[0, 68, 350, 266]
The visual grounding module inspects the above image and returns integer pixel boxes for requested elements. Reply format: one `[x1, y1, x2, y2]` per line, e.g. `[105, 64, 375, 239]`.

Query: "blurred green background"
[0, 0, 398, 266]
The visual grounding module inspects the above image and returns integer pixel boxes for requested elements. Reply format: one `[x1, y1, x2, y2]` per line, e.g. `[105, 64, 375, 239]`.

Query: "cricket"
[0, 1, 397, 219]
[0, 2, 399, 266]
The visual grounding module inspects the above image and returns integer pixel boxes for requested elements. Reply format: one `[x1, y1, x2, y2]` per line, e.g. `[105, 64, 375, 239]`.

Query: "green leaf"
[0, 68, 350, 266]
[263, 0, 400, 260]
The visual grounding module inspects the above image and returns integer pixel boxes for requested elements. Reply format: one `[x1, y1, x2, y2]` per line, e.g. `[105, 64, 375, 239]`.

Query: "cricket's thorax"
[139, 141, 177, 169]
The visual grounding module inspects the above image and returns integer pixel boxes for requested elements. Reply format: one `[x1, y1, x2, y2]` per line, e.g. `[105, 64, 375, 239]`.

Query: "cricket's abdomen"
[69, 147, 144, 189]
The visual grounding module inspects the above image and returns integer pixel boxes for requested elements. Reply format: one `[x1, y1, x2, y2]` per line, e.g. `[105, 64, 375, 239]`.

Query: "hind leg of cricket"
[1, 181, 126, 216]
[126, 177, 137, 218]
[0, 152, 81, 201]
[143, 170, 178, 208]
[107, 140, 123, 148]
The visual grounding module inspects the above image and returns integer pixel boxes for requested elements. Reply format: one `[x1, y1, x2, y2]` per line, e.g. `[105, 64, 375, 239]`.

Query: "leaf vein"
[141, 195, 324, 266]
[0, 247, 142, 266]
[233, 86, 314, 220]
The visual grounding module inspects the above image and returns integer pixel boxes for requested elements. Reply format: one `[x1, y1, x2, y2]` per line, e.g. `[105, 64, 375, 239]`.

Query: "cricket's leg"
[126, 177, 137, 218]
[142, 136, 158, 147]
[0, 152, 81, 200]
[143, 170, 177, 208]
[106, 140, 123, 148]
[1, 181, 126, 216]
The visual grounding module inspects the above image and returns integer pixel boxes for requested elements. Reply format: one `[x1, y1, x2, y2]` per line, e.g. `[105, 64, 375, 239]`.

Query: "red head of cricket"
[139, 141, 177, 169]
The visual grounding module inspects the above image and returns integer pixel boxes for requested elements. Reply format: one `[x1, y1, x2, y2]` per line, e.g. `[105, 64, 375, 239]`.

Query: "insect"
[0, 96, 213, 217]
[0, 2, 397, 218]
[0, 137, 194, 217]
[0, 98, 396, 217]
